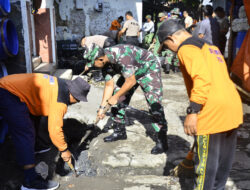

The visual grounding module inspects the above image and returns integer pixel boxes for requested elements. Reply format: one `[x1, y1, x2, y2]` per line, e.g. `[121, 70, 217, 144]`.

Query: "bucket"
[0, 0, 10, 16]
[0, 18, 19, 60]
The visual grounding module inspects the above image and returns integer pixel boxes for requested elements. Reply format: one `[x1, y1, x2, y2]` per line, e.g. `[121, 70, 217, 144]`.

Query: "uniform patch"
[49, 76, 55, 85]
[217, 57, 223, 63]
[214, 50, 220, 55]
[43, 74, 49, 79]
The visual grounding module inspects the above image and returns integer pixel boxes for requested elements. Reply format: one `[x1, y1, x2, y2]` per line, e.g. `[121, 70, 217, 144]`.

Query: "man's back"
[123, 18, 140, 37]
[84, 35, 108, 48]
[110, 19, 121, 31]
[0, 73, 66, 116]
[177, 37, 242, 135]
[199, 17, 220, 47]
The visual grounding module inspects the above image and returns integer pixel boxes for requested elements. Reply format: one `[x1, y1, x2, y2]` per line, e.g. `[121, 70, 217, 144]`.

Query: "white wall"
[41, 0, 54, 8]
[55, 0, 142, 40]
[82, 0, 142, 36]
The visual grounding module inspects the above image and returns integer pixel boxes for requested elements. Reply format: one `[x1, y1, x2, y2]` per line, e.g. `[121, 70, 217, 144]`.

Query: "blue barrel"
[0, 18, 18, 60]
[0, 0, 10, 16]
[234, 31, 247, 57]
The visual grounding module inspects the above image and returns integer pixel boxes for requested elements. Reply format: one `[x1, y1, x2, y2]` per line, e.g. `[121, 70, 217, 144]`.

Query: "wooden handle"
[67, 157, 78, 177]
[95, 104, 111, 125]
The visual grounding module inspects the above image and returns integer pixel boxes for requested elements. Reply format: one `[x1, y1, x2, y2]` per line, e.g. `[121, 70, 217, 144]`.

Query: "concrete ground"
[0, 72, 250, 190]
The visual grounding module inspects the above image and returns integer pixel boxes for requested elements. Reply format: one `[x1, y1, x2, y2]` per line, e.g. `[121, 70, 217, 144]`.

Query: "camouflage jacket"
[103, 45, 159, 81]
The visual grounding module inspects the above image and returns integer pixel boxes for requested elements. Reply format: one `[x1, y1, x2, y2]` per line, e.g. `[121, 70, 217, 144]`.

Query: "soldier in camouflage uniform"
[153, 12, 167, 56]
[161, 8, 181, 73]
[84, 43, 168, 155]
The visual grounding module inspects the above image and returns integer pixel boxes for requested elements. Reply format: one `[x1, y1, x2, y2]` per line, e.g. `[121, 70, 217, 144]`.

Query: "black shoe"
[21, 176, 59, 190]
[102, 125, 111, 133]
[162, 64, 170, 74]
[103, 123, 127, 142]
[173, 66, 180, 73]
[151, 126, 168, 154]
[163, 68, 170, 74]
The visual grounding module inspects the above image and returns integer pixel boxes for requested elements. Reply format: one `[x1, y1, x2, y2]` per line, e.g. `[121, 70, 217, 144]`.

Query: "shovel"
[66, 155, 79, 177]
[77, 103, 112, 146]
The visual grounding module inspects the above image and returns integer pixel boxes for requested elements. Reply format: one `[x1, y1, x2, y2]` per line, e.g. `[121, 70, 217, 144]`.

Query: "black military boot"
[173, 66, 180, 73]
[103, 122, 127, 142]
[151, 126, 168, 154]
[162, 64, 170, 74]
[102, 125, 111, 133]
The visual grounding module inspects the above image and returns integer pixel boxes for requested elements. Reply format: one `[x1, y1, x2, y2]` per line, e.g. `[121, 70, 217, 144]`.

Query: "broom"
[170, 141, 195, 178]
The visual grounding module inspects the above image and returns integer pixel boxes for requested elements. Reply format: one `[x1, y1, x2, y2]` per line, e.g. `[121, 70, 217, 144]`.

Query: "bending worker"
[84, 43, 168, 155]
[158, 20, 243, 190]
[0, 74, 90, 190]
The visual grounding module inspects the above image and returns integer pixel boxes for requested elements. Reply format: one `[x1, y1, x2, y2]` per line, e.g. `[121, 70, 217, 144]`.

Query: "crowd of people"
[0, 5, 243, 190]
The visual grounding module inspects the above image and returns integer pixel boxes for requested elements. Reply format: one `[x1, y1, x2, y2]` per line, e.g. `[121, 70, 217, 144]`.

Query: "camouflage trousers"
[162, 49, 179, 67]
[143, 33, 154, 49]
[112, 62, 167, 132]
[153, 36, 161, 56]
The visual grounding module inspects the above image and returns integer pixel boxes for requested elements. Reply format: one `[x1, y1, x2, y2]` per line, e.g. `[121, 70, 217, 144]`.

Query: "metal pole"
[227, 0, 235, 69]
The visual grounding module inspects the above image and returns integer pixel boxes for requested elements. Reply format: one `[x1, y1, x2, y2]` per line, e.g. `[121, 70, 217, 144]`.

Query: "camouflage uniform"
[161, 15, 180, 70]
[153, 21, 164, 56]
[162, 49, 179, 67]
[143, 33, 154, 49]
[103, 44, 167, 132]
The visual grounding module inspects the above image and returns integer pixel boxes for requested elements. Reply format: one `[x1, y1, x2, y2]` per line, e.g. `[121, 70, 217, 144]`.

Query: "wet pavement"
[0, 72, 250, 190]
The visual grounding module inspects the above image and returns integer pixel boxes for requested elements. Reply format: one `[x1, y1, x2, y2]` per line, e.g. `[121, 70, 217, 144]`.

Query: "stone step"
[53, 69, 73, 80]
[32, 56, 42, 69]
[33, 63, 56, 75]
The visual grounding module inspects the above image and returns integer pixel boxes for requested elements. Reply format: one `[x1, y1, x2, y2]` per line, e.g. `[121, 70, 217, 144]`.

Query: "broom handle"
[190, 140, 196, 152]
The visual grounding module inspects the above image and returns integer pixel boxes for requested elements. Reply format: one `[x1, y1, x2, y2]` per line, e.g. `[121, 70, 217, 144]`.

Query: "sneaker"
[21, 176, 59, 190]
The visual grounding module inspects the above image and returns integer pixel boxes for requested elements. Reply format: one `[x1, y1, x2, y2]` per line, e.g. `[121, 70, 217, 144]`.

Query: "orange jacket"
[177, 37, 243, 135]
[0, 73, 68, 151]
[110, 19, 121, 31]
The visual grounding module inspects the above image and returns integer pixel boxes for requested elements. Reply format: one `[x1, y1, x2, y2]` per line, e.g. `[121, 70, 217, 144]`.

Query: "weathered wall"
[34, 8, 53, 63]
[55, 0, 142, 41]
[35, 0, 57, 64]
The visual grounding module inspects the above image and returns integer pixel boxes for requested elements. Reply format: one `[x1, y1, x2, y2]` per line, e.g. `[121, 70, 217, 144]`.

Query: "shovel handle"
[67, 157, 78, 177]
[95, 103, 111, 125]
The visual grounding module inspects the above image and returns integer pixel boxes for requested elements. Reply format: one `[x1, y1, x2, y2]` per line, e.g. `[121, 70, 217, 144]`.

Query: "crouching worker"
[158, 20, 243, 189]
[83, 43, 168, 155]
[0, 74, 90, 190]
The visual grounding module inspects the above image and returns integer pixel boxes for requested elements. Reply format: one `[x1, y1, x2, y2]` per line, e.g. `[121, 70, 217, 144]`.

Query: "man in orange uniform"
[109, 16, 124, 31]
[0, 74, 90, 190]
[158, 20, 243, 190]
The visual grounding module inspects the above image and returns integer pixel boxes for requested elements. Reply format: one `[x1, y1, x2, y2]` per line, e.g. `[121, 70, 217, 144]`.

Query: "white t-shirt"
[185, 16, 193, 28]
[142, 21, 155, 33]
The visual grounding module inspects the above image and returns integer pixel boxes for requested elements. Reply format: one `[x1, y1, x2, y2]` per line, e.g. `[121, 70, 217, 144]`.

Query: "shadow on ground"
[0, 117, 98, 190]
